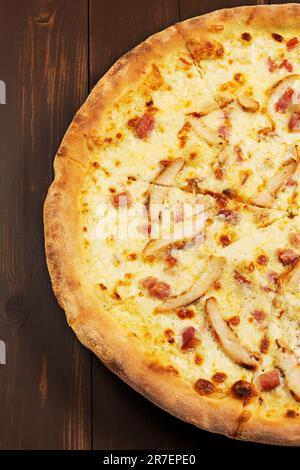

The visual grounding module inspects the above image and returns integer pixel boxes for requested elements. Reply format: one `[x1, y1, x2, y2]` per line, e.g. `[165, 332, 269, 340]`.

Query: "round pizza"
[44, 5, 300, 445]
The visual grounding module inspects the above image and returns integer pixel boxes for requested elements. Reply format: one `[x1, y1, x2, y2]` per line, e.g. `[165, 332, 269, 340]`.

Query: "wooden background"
[0, 0, 288, 450]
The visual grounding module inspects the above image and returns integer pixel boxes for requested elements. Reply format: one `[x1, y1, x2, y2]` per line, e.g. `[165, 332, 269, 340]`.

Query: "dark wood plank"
[89, 0, 179, 89]
[0, 0, 91, 450]
[179, 0, 269, 20]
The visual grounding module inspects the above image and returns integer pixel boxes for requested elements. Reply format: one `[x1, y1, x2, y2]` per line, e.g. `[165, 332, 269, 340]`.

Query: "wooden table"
[0, 0, 283, 450]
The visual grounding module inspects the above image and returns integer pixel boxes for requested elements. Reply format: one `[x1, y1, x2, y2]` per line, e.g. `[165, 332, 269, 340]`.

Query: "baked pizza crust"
[44, 5, 300, 446]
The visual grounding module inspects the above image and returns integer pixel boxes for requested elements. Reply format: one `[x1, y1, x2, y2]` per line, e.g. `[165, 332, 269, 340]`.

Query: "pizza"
[44, 5, 300, 445]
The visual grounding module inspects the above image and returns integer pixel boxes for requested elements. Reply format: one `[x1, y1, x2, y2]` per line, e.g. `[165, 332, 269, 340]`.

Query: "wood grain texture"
[0, 0, 91, 450]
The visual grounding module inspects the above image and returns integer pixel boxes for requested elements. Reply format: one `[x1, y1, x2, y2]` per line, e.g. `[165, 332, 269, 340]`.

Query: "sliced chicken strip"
[143, 210, 205, 259]
[155, 256, 226, 312]
[154, 158, 185, 186]
[148, 158, 185, 225]
[189, 116, 219, 146]
[205, 297, 257, 370]
[252, 156, 298, 208]
[277, 345, 300, 401]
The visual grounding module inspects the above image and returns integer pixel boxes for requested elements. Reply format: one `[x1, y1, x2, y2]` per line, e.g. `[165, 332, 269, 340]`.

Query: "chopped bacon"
[257, 254, 268, 266]
[165, 254, 177, 268]
[233, 270, 251, 287]
[289, 233, 300, 248]
[275, 87, 294, 112]
[259, 370, 280, 391]
[277, 248, 299, 266]
[141, 276, 158, 289]
[234, 144, 244, 162]
[268, 57, 277, 72]
[260, 337, 270, 354]
[228, 316, 240, 327]
[218, 209, 241, 225]
[268, 270, 280, 284]
[251, 310, 267, 324]
[288, 112, 300, 131]
[287, 37, 299, 50]
[141, 277, 171, 299]
[148, 281, 171, 299]
[177, 307, 195, 319]
[218, 125, 229, 139]
[129, 111, 155, 139]
[111, 191, 132, 208]
[279, 59, 293, 72]
[181, 326, 197, 350]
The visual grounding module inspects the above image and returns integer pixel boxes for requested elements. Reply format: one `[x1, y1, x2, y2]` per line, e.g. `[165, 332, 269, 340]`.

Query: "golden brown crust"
[44, 6, 300, 446]
[237, 413, 300, 447]
[176, 4, 300, 42]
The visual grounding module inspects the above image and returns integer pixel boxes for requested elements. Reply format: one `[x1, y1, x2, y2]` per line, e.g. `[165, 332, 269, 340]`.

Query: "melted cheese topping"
[78, 27, 300, 423]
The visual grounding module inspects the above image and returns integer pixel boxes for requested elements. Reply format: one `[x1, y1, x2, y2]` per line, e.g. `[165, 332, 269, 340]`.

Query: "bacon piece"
[141, 276, 158, 289]
[111, 191, 132, 208]
[289, 112, 300, 131]
[237, 94, 259, 112]
[218, 209, 241, 225]
[279, 59, 293, 72]
[181, 326, 199, 350]
[218, 124, 229, 139]
[129, 111, 155, 139]
[233, 270, 251, 287]
[278, 248, 299, 266]
[156, 256, 226, 312]
[141, 277, 171, 299]
[287, 37, 299, 50]
[259, 370, 280, 391]
[275, 87, 294, 112]
[257, 254, 268, 266]
[252, 157, 299, 208]
[277, 345, 300, 401]
[206, 297, 257, 369]
[268, 57, 277, 72]
[148, 281, 171, 299]
[289, 233, 300, 248]
[165, 254, 177, 268]
[251, 310, 267, 325]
